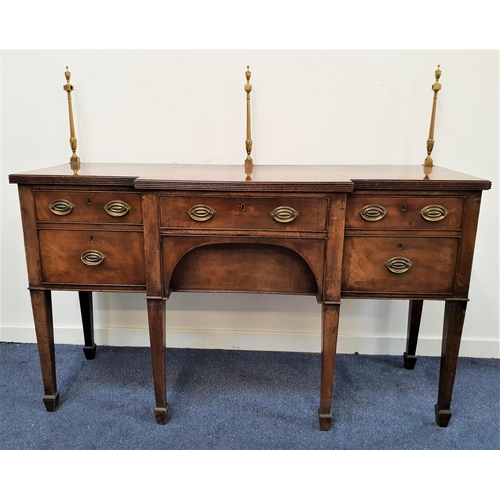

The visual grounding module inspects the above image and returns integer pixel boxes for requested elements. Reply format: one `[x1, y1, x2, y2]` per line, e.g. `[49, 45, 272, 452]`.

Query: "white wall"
[1, 50, 498, 357]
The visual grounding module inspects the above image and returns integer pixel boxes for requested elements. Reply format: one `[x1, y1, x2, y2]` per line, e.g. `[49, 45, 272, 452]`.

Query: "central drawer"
[160, 196, 329, 232]
[39, 229, 145, 286]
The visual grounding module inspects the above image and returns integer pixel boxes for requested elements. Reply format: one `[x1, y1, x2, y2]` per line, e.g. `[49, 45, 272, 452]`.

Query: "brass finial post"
[244, 66, 253, 176]
[64, 66, 80, 164]
[424, 65, 442, 169]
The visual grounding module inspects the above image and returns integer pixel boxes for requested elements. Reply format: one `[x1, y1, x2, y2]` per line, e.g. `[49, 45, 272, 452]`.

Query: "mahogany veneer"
[9, 162, 491, 430]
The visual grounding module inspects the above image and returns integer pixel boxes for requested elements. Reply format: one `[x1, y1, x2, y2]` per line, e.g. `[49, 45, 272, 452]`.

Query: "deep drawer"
[342, 235, 460, 294]
[160, 196, 328, 231]
[34, 190, 143, 224]
[39, 229, 145, 285]
[346, 195, 464, 230]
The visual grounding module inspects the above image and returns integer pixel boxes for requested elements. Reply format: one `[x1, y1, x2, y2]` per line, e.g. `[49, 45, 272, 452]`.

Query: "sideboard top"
[8, 163, 492, 192]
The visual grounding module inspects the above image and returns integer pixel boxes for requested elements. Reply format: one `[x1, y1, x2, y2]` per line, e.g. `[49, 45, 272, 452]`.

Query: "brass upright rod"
[64, 66, 80, 164]
[424, 65, 442, 168]
[244, 66, 253, 174]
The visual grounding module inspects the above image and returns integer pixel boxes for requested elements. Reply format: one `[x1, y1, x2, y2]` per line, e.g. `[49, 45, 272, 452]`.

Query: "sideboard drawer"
[346, 195, 464, 230]
[39, 229, 145, 285]
[160, 196, 328, 232]
[342, 235, 460, 294]
[34, 190, 143, 224]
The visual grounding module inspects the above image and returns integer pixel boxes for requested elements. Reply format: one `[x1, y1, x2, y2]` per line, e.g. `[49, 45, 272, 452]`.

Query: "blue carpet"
[0, 342, 498, 449]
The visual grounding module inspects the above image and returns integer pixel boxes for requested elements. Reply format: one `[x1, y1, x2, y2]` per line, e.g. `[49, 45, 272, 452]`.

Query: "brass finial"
[244, 66, 253, 175]
[63, 66, 80, 164]
[424, 65, 442, 169]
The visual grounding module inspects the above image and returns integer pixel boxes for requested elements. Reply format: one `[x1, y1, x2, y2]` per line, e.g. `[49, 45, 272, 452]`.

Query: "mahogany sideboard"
[9, 162, 491, 430]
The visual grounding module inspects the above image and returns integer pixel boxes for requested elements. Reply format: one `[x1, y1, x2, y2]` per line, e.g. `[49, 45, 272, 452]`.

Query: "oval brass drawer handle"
[359, 204, 387, 222]
[420, 204, 448, 222]
[49, 199, 75, 216]
[188, 204, 216, 222]
[270, 206, 299, 223]
[80, 250, 106, 266]
[385, 257, 413, 274]
[104, 200, 131, 217]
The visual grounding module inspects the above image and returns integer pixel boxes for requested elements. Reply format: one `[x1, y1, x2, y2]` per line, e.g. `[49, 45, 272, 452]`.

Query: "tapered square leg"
[79, 291, 96, 360]
[30, 290, 60, 412]
[147, 298, 168, 424]
[318, 303, 340, 431]
[435, 300, 467, 427]
[404, 300, 423, 369]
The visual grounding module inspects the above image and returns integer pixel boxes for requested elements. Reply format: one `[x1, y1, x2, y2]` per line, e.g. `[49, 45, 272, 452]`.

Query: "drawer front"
[342, 236, 459, 294]
[160, 196, 328, 231]
[34, 191, 143, 224]
[346, 195, 464, 230]
[39, 230, 145, 285]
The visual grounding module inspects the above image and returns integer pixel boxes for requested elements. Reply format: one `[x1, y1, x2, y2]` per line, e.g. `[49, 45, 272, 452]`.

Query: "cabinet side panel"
[454, 191, 483, 298]
[18, 185, 43, 287]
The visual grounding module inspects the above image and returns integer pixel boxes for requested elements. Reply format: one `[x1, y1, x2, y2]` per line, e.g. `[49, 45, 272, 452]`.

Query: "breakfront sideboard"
[9, 162, 491, 430]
